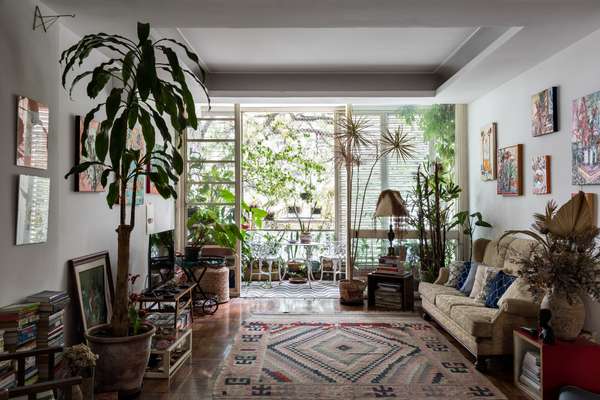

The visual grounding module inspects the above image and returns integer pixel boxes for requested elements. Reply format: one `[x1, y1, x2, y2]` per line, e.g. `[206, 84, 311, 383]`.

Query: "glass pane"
[187, 205, 235, 224]
[188, 120, 235, 140]
[197, 104, 235, 119]
[188, 162, 234, 183]
[186, 182, 236, 204]
[187, 141, 235, 162]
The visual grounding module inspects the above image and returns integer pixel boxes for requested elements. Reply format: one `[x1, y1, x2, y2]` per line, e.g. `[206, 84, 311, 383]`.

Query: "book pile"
[0, 330, 16, 391]
[374, 283, 403, 310]
[519, 351, 541, 393]
[0, 303, 40, 386]
[26, 291, 70, 380]
[375, 256, 405, 275]
[146, 308, 191, 331]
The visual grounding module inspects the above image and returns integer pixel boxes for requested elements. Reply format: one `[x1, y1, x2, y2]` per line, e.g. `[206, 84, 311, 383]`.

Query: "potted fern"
[62, 22, 209, 395]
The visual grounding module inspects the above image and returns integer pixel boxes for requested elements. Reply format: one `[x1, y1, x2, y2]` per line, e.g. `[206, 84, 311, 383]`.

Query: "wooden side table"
[367, 272, 414, 311]
[513, 328, 600, 400]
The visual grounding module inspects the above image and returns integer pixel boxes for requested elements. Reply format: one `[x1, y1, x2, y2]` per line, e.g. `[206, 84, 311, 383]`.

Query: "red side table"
[513, 328, 600, 400]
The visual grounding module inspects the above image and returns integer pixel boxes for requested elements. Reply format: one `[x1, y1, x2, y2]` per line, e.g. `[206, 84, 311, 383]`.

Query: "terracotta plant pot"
[339, 279, 366, 305]
[85, 323, 156, 397]
[541, 290, 585, 341]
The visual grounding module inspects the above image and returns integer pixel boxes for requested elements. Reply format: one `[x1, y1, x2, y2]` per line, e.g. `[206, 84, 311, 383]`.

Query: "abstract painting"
[497, 144, 523, 196]
[480, 123, 497, 181]
[75, 116, 105, 192]
[16, 175, 50, 245]
[70, 252, 114, 332]
[123, 128, 145, 205]
[532, 155, 551, 195]
[572, 90, 600, 184]
[16, 96, 49, 169]
[531, 87, 558, 137]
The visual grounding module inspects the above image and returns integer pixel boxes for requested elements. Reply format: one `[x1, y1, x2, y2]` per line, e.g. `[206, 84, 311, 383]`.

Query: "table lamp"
[374, 189, 408, 256]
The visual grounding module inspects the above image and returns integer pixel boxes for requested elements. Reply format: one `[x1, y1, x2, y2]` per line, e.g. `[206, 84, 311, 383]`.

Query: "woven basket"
[339, 279, 366, 305]
[197, 266, 230, 303]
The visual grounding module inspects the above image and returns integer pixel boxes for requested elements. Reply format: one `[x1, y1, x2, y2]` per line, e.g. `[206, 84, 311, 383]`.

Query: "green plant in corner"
[61, 22, 209, 338]
[450, 211, 492, 263]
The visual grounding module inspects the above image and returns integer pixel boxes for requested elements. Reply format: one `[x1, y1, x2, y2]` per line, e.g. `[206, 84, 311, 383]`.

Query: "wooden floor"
[140, 298, 528, 400]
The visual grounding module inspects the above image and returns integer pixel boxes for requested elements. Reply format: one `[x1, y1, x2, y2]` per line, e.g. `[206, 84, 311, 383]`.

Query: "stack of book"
[375, 256, 405, 275]
[26, 291, 70, 380]
[519, 350, 541, 393]
[0, 303, 40, 386]
[0, 330, 16, 391]
[374, 283, 403, 310]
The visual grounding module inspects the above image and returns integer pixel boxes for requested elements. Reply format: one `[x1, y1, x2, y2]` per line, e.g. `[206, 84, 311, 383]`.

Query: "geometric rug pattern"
[212, 314, 507, 399]
[242, 281, 340, 299]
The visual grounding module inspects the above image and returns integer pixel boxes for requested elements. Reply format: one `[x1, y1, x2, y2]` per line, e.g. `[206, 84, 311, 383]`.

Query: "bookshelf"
[513, 329, 600, 400]
[145, 329, 192, 380]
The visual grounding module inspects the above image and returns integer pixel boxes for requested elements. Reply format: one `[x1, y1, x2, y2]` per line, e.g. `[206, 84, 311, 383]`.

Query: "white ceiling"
[42, 0, 600, 103]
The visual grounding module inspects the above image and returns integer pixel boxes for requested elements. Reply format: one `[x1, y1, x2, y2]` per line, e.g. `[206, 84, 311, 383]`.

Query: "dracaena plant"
[61, 22, 209, 336]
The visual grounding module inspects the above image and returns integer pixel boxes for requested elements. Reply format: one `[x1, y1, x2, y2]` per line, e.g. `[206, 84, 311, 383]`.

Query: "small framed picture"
[531, 87, 558, 137]
[480, 123, 497, 181]
[497, 144, 523, 196]
[532, 155, 551, 195]
[16, 96, 49, 169]
[70, 252, 114, 332]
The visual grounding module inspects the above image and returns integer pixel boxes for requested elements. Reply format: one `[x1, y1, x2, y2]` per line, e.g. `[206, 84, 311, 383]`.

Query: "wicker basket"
[197, 266, 230, 303]
[339, 279, 366, 305]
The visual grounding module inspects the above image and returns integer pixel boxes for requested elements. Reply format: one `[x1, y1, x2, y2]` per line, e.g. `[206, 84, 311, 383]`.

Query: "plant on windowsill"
[61, 22, 209, 395]
[500, 192, 600, 340]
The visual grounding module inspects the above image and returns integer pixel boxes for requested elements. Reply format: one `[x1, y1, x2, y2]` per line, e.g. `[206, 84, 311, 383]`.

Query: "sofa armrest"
[433, 267, 449, 285]
[500, 298, 539, 318]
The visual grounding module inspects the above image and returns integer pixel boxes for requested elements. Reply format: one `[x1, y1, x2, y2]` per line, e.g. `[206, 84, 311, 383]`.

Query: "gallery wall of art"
[468, 27, 600, 333]
[0, 0, 174, 341]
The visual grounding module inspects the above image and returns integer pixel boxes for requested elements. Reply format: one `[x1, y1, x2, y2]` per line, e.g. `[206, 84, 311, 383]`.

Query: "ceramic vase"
[541, 289, 585, 341]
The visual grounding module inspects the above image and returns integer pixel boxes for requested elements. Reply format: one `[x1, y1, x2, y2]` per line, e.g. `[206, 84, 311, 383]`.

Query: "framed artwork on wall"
[532, 155, 551, 195]
[75, 116, 105, 192]
[16, 175, 50, 245]
[497, 144, 523, 196]
[531, 87, 558, 137]
[572, 90, 600, 184]
[16, 96, 49, 169]
[70, 251, 114, 332]
[480, 123, 497, 181]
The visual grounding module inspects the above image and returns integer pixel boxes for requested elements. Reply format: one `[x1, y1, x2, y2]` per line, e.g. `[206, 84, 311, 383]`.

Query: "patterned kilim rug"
[212, 314, 507, 399]
[242, 281, 340, 299]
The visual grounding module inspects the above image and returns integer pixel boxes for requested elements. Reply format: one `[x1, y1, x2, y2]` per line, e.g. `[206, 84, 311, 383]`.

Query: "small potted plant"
[63, 344, 99, 400]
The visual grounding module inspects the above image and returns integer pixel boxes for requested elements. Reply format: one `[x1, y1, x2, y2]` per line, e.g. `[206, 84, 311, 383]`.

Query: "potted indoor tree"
[62, 22, 209, 395]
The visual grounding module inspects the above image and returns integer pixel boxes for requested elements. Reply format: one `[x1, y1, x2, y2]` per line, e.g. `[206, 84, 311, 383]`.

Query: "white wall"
[468, 28, 600, 334]
[0, 0, 173, 341]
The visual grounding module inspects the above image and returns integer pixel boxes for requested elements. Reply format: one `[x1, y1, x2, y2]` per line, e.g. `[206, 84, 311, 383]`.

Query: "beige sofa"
[418, 236, 539, 370]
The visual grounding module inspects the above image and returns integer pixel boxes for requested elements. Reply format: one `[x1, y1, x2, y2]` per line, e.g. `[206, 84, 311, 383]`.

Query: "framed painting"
[70, 251, 114, 332]
[480, 123, 497, 181]
[572, 90, 600, 184]
[532, 155, 551, 195]
[16, 96, 49, 169]
[16, 175, 50, 245]
[497, 144, 523, 196]
[75, 116, 105, 192]
[531, 87, 558, 137]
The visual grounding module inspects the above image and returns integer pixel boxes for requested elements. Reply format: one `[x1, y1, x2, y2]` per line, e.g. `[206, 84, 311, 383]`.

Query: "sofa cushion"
[470, 265, 499, 299]
[450, 305, 499, 338]
[455, 262, 472, 289]
[482, 237, 515, 269]
[436, 294, 484, 315]
[418, 282, 462, 304]
[484, 271, 517, 308]
[459, 262, 479, 295]
[445, 260, 466, 287]
[498, 277, 536, 308]
[475, 266, 501, 302]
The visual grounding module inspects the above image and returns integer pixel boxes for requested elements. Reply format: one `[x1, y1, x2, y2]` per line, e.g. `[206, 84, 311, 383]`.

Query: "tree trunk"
[346, 161, 353, 281]
[111, 224, 132, 337]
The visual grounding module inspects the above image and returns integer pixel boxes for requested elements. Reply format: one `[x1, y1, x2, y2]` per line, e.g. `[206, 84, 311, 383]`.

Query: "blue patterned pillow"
[455, 261, 472, 290]
[484, 271, 517, 308]
[459, 262, 479, 295]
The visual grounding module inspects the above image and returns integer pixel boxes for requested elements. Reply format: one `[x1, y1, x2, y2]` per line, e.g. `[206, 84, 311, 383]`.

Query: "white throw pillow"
[469, 264, 491, 299]
[474, 266, 501, 302]
[497, 277, 535, 307]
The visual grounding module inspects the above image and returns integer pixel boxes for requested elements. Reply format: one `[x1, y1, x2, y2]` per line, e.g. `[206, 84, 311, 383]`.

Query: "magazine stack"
[519, 350, 541, 393]
[0, 330, 15, 390]
[374, 283, 403, 310]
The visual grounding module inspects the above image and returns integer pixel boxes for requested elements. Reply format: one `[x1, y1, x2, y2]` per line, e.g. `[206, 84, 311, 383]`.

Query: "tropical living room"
[2, 1, 600, 399]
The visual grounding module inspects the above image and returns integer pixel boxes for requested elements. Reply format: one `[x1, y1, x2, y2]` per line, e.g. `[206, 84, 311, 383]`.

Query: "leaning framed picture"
[480, 123, 497, 181]
[497, 144, 523, 196]
[70, 252, 114, 332]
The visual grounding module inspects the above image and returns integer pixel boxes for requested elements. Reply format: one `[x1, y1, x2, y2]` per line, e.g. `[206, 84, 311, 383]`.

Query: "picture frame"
[16, 175, 50, 245]
[531, 87, 558, 137]
[16, 95, 49, 170]
[497, 144, 523, 196]
[70, 251, 114, 332]
[532, 155, 551, 195]
[572, 89, 600, 185]
[480, 123, 497, 181]
[75, 115, 105, 192]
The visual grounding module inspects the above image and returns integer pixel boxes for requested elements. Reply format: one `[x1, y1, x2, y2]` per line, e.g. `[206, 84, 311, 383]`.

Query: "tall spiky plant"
[61, 22, 209, 336]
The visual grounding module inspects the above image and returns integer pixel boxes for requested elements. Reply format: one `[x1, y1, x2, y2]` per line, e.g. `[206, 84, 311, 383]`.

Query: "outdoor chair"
[320, 241, 345, 282]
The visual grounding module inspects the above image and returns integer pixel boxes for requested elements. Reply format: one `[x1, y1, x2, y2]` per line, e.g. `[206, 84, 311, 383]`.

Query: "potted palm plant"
[62, 22, 209, 395]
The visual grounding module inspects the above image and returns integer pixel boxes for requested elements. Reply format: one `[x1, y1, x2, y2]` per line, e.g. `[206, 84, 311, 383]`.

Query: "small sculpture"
[539, 308, 555, 344]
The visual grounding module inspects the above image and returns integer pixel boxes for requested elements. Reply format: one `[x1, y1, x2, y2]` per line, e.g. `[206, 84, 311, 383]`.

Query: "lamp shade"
[374, 189, 408, 217]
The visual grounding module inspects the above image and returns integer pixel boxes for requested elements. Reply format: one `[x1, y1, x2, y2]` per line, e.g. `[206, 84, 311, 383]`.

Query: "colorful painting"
[532, 155, 551, 195]
[531, 87, 558, 137]
[480, 123, 497, 181]
[123, 128, 145, 205]
[16, 96, 49, 169]
[497, 144, 523, 196]
[70, 252, 114, 332]
[572, 90, 600, 184]
[75, 116, 105, 192]
[146, 162, 161, 195]
[16, 175, 50, 245]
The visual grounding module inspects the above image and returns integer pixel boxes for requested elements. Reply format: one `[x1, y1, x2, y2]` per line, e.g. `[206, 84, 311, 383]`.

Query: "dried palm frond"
[380, 126, 416, 162]
[335, 114, 373, 151]
[546, 191, 593, 238]
[532, 200, 557, 234]
[333, 141, 361, 168]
